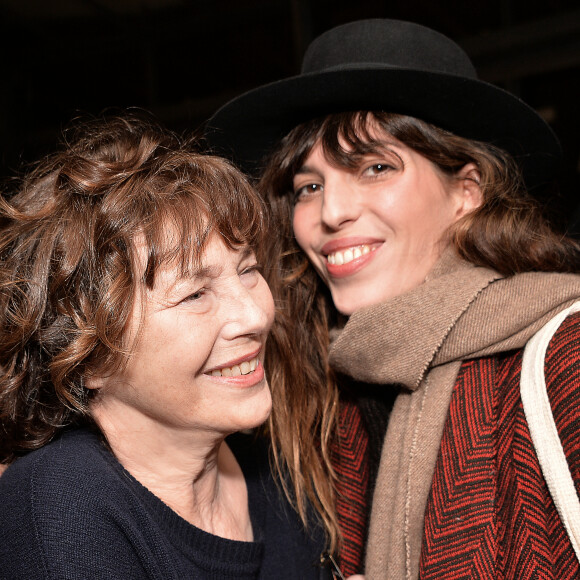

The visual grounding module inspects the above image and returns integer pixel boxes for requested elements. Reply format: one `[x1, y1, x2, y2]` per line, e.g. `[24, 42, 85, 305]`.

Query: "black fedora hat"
[205, 19, 561, 191]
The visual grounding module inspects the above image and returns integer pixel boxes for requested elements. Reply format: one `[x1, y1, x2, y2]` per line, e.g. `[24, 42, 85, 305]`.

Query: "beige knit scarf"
[328, 251, 580, 580]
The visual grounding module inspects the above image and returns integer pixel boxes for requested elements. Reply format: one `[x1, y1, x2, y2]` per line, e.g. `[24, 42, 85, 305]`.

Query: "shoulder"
[541, 311, 580, 479]
[0, 428, 143, 577]
[545, 310, 580, 356]
[543, 310, 580, 393]
[1, 428, 107, 494]
[1, 428, 116, 504]
[0, 427, 123, 529]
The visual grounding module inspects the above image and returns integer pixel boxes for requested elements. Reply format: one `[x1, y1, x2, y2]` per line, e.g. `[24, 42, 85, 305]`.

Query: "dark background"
[1, 0, 579, 230]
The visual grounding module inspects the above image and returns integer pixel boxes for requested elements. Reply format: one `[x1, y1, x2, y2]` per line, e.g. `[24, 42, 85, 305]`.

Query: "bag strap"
[520, 300, 580, 562]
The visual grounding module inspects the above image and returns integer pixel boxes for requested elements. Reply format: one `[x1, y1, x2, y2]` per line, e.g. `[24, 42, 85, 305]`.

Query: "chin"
[234, 392, 272, 431]
[332, 277, 422, 314]
[333, 293, 379, 316]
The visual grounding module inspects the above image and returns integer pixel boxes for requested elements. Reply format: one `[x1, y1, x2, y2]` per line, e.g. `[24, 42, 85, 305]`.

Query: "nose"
[320, 176, 360, 230]
[221, 280, 274, 340]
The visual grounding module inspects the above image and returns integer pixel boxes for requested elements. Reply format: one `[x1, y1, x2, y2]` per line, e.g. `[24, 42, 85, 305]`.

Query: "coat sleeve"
[544, 311, 580, 491]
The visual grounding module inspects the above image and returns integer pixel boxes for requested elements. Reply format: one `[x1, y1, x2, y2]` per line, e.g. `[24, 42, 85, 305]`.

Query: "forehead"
[131, 222, 208, 283]
[296, 125, 449, 187]
[133, 225, 255, 287]
[320, 119, 403, 158]
[301, 126, 405, 169]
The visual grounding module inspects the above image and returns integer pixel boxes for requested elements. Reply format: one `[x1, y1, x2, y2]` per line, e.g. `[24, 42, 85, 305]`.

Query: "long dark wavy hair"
[258, 111, 580, 551]
[0, 112, 268, 464]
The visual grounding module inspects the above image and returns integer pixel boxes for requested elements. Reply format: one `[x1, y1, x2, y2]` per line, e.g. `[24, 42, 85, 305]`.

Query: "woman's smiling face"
[90, 233, 275, 438]
[291, 129, 481, 315]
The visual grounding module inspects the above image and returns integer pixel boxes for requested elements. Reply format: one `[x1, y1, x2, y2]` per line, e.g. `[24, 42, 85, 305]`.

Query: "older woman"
[0, 113, 327, 578]
[206, 19, 580, 580]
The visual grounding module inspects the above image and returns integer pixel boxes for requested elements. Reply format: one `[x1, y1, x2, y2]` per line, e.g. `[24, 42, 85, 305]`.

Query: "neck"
[90, 401, 253, 541]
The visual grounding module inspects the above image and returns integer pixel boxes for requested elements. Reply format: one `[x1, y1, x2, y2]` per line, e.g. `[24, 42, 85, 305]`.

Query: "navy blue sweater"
[0, 428, 328, 579]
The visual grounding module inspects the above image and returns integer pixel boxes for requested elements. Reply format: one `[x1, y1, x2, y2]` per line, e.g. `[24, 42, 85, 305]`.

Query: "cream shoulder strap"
[521, 300, 580, 561]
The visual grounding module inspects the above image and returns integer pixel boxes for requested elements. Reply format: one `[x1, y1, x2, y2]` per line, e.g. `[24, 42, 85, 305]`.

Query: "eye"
[293, 182, 323, 203]
[361, 163, 394, 177]
[240, 262, 263, 287]
[241, 263, 261, 275]
[181, 288, 206, 303]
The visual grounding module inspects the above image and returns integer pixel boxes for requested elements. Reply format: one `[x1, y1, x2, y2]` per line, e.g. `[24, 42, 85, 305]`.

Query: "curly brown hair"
[0, 112, 268, 464]
[258, 111, 580, 551]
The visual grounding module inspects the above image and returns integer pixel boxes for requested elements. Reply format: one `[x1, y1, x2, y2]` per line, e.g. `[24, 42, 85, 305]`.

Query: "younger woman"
[207, 19, 580, 579]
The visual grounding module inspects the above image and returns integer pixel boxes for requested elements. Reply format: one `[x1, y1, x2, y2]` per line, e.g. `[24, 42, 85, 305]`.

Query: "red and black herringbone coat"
[329, 256, 580, 579]
[419, 312, 580, 579]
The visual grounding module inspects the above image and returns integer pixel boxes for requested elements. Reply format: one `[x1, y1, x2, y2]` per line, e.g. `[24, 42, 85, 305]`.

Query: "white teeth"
[327, 244, 372, 265]
[210, 357, 258, 377]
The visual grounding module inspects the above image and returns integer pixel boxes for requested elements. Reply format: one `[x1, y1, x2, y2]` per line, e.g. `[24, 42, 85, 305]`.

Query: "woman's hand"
[346, 576, 365, 579]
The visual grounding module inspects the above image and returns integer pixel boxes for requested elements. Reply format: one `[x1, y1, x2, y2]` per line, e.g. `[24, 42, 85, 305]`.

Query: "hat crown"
[207, 18, 561, 191]
[302, 19, 477, 79]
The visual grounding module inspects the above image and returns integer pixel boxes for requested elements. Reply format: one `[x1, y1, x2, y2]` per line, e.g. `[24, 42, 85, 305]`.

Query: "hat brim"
[205, 67, 562, 191]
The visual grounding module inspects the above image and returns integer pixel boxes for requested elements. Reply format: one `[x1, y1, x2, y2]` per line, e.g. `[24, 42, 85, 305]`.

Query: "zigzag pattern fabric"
[419, 313, 580, 579]
[330, 397, 370, 577]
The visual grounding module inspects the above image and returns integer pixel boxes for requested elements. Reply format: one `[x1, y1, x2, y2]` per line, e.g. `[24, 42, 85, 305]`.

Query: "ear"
[454, 163, 483, 218]
[85, 374, 106, 391]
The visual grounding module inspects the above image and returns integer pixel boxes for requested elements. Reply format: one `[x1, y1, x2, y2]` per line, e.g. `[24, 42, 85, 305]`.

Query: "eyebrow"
[294, 163, 320, 176]
[184, 245, 254, 279]
[188, 264, 219, 279]
[295, 141, 405, 176]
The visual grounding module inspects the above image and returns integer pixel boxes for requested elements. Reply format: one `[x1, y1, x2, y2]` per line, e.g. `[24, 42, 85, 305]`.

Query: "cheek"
[393, 187, 458, 242]
[292, 205, 315, 251]
[422, 199, 463, 242]
[258, 282, 276, 330]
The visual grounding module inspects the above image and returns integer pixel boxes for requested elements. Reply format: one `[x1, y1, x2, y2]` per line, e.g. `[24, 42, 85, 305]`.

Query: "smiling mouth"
[210, 357, 259, 377]
[326, 244, 375, 265]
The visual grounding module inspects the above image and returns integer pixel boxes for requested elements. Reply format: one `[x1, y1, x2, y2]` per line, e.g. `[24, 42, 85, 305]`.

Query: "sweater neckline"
[93, 430, 265, 573]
